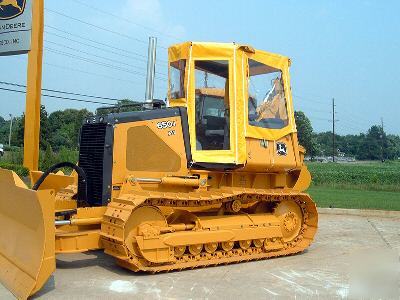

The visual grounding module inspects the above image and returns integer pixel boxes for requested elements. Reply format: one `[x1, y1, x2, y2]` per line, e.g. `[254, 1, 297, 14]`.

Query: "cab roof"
[168, 41, 290, 64]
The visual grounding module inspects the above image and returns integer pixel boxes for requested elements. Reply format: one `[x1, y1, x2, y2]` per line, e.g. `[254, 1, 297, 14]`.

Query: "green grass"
[306, 161, 400, 210]
[308, 186, 400, 211]
[307, 161, 400, 192]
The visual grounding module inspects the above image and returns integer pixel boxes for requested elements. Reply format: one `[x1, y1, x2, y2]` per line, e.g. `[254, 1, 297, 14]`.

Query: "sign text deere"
[0, 0, 31, 56]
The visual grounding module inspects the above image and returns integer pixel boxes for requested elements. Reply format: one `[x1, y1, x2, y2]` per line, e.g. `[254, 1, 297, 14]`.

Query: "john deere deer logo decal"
[0, 0, 25, 20]
[276, 142, 288, 156]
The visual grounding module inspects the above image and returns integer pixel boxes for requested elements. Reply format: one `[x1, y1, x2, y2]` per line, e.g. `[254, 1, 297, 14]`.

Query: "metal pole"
[332, 98, 335, 162]
[23, 0, 44, 171]
[8, 114, 13, 147]
[381, 117, 384, 162]
[145, 36, 157, 108]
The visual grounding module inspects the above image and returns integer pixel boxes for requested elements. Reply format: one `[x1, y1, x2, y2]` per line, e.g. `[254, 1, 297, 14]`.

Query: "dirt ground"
[1, 213, 399, 299]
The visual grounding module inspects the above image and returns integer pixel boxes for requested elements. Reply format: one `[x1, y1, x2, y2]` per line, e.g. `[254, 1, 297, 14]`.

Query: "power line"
[46, 47, 168, 81]
[45, 25, 169, 64]
[46, 47, 145, 76]
[45, 8, 168, 49]
[0, 86, 114, 105]
[45, 40, 146, 72]
[337, 123, 364, 133]
[294, 91, 331, 101]
[339, 108, 374, 126]
[339, 119, 366, 131]
[295, 106, 331, 115]
[45, 25, 149, 59]
[8, 54, 145, 86]
[0, 80, 120, 102]
[293, 94, 328, 105]
[44, 61, 145, 86]
[310, 117, 331, 121]
[45, 39, 168, 77]
[70, 0, 180, 43]
[45, 8, 147, 45]
[45, 30, 148, 64]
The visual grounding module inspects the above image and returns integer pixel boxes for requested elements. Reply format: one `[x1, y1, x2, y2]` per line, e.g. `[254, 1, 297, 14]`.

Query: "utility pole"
[8, 114, 13, 147]
[381, 117, 385, 162]
[332, 98, 336, 162]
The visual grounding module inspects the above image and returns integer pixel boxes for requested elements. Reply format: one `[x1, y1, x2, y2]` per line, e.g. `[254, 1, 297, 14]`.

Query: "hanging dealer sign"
[0, 0, 32, 56]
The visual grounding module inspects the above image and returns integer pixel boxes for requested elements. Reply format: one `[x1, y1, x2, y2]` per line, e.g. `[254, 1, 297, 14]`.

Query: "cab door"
[186, 44, 246, 166]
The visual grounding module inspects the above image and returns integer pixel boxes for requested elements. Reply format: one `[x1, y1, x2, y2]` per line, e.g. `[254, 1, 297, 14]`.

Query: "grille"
[78, 123, 107, 205]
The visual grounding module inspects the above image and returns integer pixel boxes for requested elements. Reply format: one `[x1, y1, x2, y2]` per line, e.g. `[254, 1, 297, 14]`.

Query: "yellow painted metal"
[23, 0, 44, 171]
[161, 177, 199, 187]
[292, 165, 312, 192]
[111, 116, 188, 186]
[0, 169, 55, 299]
[55, 207, 106, 254]
[30, 171, 76, 193]
[55, 230, 102, 254]
[163, 230, 235, 247]
[274, 201, 303, 242]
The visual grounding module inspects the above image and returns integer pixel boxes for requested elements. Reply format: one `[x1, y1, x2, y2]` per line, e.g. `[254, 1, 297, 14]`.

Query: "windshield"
[248, 59, 288, 129]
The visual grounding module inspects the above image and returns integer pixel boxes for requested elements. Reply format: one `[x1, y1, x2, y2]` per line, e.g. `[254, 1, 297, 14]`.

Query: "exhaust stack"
[145, 36, 157, 108]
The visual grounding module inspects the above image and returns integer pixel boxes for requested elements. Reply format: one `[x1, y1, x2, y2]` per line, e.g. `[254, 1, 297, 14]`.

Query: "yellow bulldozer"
[0, 42, 318, 299]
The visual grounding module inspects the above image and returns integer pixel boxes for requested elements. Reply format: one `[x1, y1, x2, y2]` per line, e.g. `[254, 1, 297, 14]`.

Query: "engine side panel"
[111, 114, 189, 192]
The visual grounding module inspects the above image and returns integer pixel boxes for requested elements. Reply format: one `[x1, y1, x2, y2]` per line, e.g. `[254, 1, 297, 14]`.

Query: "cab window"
[248, 59, 288, 129]
[169, 59, 186, 99]
[194, 60, 230, 150]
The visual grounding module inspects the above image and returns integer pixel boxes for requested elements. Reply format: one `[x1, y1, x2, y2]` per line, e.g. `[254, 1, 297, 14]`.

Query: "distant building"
[305, 155, 356, 163]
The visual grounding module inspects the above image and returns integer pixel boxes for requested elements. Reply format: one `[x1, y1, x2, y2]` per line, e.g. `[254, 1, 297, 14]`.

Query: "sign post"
[0, 0, 43, 170]
[23, 0, 43, 171]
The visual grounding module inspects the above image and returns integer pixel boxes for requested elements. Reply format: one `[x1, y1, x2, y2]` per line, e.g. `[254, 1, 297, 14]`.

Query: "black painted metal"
[78, 123, 110, 206]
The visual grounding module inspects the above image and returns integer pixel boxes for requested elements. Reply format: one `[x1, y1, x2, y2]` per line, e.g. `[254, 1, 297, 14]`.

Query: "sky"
[0, 0, 399, 135]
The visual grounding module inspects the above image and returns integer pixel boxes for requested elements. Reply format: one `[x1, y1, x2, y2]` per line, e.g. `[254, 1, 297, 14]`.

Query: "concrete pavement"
[1, 213, 399, 299]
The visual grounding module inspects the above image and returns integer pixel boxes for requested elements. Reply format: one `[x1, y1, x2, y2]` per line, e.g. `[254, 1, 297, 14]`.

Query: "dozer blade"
[0, 169, 55, 300]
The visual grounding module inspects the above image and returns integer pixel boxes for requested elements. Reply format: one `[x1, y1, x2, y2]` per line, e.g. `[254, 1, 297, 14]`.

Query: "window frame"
[188, 55, 239, 164]
[247, 59, 289, 130]
[193, 59, 231, 151]
[245, 55, 295, 141]
[168, 59, 188, 104]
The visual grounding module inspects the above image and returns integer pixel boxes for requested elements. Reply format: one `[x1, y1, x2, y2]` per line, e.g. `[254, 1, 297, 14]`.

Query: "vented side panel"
[78, 123, 107, 205]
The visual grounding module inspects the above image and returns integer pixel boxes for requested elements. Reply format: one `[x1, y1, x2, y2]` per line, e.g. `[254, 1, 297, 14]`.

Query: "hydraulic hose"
[32, 162, 87, 202]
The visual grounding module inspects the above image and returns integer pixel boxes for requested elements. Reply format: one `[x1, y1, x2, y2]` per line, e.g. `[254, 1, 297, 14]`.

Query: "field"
[307, 161, 400, 211]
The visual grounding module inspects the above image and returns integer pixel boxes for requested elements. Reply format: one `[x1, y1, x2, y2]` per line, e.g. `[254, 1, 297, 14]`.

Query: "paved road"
[1, 213, 399, 299]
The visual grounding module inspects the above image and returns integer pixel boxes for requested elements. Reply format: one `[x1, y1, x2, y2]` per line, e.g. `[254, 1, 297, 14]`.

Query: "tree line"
[0, 107, 399, 162]
[295, 111, 400, 160]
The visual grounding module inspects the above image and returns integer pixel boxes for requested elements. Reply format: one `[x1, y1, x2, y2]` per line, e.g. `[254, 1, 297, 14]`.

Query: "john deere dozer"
[0, 42, 318, 299]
